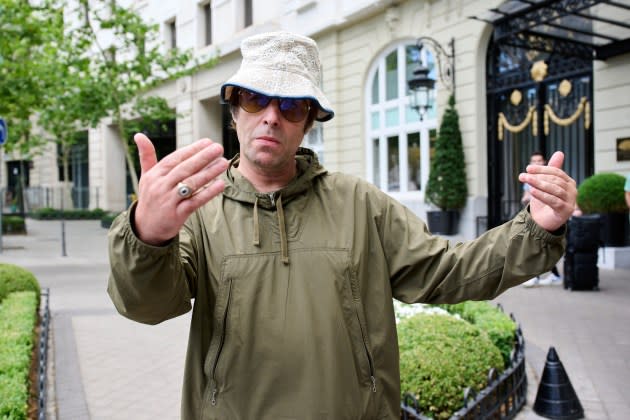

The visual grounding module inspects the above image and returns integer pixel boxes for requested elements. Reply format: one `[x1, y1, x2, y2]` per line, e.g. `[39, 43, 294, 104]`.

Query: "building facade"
[6, 0, 630, 240]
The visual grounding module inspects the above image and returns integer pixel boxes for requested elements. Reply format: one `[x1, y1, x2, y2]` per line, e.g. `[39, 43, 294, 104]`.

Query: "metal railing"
[401, 316, 527, 420]
[38, 288, 51, 420]
[2, 186, 102, 213]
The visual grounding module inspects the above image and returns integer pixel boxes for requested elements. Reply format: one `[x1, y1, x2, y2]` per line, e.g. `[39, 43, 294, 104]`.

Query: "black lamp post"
[407, 36, 455, 119]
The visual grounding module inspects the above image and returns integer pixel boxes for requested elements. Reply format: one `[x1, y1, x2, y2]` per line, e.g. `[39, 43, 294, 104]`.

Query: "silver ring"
[177, 182, 193, 199]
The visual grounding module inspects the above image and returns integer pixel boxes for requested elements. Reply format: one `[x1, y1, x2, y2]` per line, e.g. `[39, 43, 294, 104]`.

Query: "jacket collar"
[221, 147, 327, 209]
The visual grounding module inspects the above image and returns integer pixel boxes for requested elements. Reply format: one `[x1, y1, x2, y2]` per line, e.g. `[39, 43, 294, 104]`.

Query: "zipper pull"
[268, 192, 276, 207]
[370, 375, 376, 393]
[211, 388, 217, 406]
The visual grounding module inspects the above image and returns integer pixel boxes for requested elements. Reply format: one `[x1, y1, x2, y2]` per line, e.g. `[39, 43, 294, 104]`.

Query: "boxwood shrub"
[0, 291, 38, 419]
[398, 313, 504, 419]
[437, 301, 517, 367]
[0, 265, 41, 419]
[1, 215, 26, 234]
[100, 212, 121, 229]
[577, 172, 627, 214]
[0, 264, 40, 304]
[29, 207, 106, 220]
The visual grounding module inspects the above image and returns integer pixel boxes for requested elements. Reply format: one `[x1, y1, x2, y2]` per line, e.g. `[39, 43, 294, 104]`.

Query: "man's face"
[234, 97, 308, 175]
[530, 154, 546, 166]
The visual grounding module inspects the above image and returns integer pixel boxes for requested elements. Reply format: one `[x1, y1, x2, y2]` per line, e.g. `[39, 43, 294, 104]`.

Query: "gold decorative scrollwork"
[544, 96, 591, 135]
[498, 106, 537, 141]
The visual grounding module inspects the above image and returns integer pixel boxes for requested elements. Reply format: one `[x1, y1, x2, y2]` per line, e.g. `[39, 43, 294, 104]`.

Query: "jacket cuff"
[120, 201, 179, 250]
[521, 207, 566, 242]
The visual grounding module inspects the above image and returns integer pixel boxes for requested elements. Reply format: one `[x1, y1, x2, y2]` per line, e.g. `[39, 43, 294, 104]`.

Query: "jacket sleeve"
[107, 203, 196, 325]
[383, 201, 566, 304]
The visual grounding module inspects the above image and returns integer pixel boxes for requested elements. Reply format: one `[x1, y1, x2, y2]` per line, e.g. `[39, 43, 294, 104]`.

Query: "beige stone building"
[5, 0, 630, 241]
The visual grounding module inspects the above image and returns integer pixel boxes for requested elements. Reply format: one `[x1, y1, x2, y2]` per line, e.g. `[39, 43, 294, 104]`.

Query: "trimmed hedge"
[398, 313, 504, 419]
[0, 264, 40, 304]
[577, 172, 627, 214]
[29, 207, 106, 220]
[100, 212, 121, 229]
[1, 216, 26, 234]
[437, 301, 517, 367]
[0, 291, 39, 419]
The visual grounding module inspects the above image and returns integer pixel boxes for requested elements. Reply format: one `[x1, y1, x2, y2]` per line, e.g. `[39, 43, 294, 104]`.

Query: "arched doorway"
[486, 42, 594, 228]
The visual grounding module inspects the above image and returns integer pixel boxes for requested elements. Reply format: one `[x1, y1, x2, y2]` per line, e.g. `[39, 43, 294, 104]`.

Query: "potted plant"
[577, 172, 629, 246]
[424, 95, 468, 235]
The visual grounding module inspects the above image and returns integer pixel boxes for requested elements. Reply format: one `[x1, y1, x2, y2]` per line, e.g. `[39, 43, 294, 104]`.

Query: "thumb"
[547, 151, 565, 169]
[134, 133, 158, 175]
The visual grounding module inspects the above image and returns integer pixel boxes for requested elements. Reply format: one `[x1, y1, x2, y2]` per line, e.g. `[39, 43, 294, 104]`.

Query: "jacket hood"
[221, 147, 327, 208]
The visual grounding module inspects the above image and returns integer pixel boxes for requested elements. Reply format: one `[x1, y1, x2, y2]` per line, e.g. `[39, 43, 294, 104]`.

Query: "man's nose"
[262, 99, 282, 125]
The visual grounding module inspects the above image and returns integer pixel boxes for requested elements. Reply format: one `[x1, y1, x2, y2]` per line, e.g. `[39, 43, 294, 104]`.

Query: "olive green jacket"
[108, 148, 564, 420]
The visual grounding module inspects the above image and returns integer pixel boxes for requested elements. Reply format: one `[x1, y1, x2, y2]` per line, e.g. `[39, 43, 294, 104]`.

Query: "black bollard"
[533, 347, 584, 419]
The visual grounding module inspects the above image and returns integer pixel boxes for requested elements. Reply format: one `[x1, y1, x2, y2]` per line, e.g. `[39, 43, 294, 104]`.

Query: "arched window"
[366, 42, 438, 198]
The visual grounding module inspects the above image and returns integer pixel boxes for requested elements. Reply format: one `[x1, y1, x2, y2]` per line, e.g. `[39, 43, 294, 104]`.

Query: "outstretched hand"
[518, 151, 577, 232]
[133, 133, 229, 245]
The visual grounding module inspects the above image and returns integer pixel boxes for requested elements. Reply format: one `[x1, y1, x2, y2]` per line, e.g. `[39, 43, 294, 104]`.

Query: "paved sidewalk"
[1, 219, 188, 420]
[1, 219, 629, 419]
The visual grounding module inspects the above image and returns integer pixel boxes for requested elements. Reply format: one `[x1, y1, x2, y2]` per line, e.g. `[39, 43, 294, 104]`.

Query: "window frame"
[365, 41, 438, 200]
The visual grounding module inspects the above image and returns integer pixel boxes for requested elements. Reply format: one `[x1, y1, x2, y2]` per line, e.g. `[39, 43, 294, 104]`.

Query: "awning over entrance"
[473, 0, 630, 60]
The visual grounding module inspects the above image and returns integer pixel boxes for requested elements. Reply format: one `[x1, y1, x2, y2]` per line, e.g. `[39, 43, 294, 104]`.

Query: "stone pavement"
[1, 218, 629, 419]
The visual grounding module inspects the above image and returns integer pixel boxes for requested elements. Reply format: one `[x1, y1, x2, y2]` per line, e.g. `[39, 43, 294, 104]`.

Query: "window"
[166, 19, 176, 49]
[203, 2, 212, 46]
[366, 43, 438, 195]
[57, 133, 90, 208]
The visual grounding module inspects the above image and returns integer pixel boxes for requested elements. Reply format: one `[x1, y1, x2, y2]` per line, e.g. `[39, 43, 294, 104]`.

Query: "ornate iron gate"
[486, 43, 594, 228]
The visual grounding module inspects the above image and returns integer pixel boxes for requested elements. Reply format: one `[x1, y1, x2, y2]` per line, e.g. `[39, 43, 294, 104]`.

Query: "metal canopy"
[473, 0, 630, 60]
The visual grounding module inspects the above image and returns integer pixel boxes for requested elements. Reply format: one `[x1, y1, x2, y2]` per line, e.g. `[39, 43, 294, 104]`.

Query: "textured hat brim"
[221, 68, 334, 122]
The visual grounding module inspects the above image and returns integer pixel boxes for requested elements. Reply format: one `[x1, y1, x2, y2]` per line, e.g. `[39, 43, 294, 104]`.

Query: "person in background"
[522, 151, 563, 287]
[107, 32, 577, 419]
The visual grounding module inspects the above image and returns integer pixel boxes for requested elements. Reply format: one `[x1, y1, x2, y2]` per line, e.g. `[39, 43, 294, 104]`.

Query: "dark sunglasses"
[237, 88, 311, 123]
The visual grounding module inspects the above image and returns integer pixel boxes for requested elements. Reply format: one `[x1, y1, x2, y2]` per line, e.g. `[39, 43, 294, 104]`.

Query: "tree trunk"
[115, 111, 139, 197]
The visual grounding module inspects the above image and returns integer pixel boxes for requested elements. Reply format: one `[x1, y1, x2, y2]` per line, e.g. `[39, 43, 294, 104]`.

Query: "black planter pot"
[599, 212, 629, 247]
[426, 210, 459, 235]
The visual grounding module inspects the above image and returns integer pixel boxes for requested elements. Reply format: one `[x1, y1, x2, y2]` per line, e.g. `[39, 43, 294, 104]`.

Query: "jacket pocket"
[348, 269, 377, 393]
[203, 274, 233, 407]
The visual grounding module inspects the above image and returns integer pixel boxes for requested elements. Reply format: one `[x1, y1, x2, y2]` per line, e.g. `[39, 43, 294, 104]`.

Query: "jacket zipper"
[268, 192, 276, 207]
[210, 278, 233, 406]
[350, 273, 377, 393]
[357, 314, 377, 393]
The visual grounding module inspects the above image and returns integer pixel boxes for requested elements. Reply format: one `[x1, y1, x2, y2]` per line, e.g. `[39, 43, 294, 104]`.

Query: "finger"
[547, 151, 565, 169]
[179, 156, 229, 196]
[169, 143, 226, 187]
[135, 133, 158, 175]
[177, 179, 226, 213]
[155, 138, 216, 175]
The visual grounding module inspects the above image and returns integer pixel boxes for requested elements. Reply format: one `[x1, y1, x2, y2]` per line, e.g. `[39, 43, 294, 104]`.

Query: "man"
[108, 31, 577, 419]
[521, 151, 563, 287]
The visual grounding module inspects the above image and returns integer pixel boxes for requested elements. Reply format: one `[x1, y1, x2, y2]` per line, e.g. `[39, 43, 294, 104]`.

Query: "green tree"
[36, 3, 92, 196]
[0, 0, 57, 154]
[71, 0, 217, 195]
[425, 95, 468, 210]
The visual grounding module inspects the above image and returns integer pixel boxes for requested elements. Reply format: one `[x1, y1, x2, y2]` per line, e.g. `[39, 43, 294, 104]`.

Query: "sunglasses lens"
[237, 89, 310, 122]
[239, 90, 271, 113]
[279, 99, 310, 122]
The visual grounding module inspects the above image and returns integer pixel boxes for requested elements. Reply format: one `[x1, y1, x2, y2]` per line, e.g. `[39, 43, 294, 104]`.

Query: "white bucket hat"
[221, 31, 334, 122]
